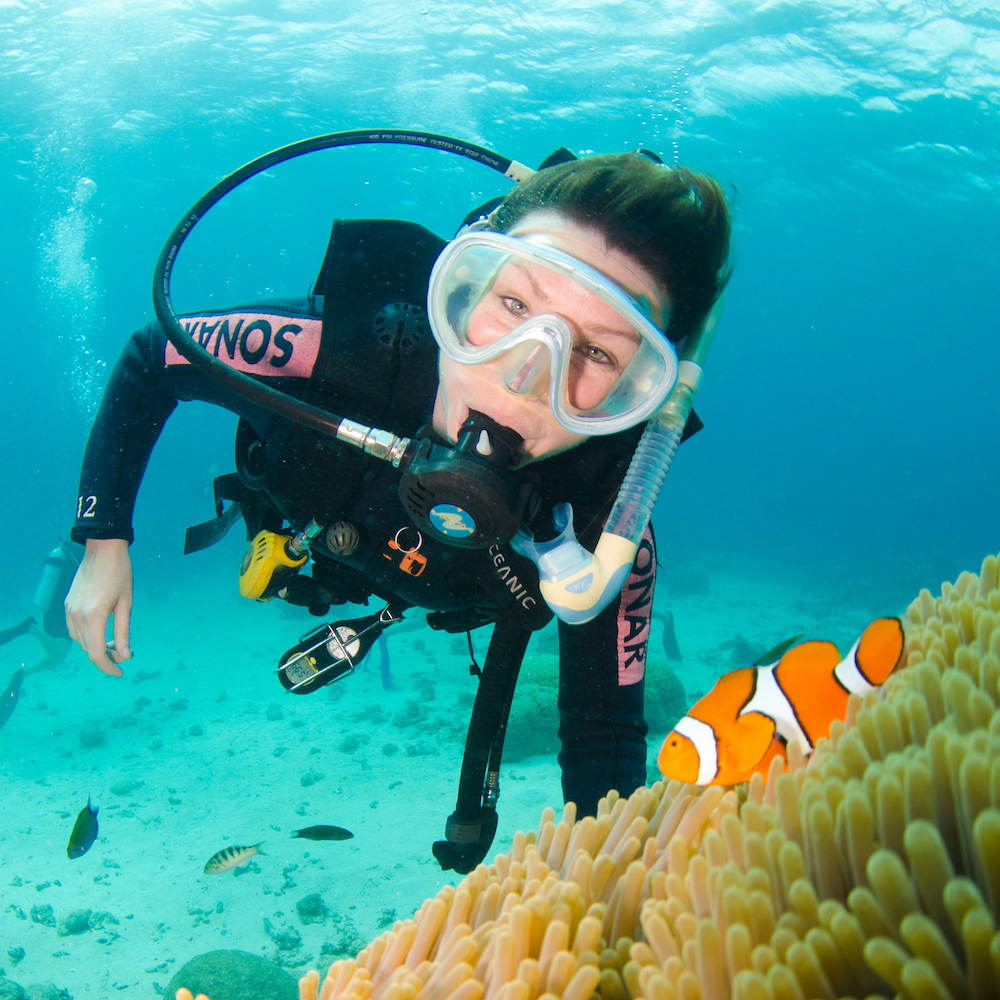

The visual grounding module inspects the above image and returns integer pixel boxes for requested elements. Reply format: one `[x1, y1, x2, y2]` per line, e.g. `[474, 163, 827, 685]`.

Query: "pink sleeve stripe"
[616, 527, 656, 686]
[164, 313, 322, 378]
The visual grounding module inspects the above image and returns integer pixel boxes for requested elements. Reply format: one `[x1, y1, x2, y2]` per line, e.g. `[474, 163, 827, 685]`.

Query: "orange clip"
[383, 536, 427, 577]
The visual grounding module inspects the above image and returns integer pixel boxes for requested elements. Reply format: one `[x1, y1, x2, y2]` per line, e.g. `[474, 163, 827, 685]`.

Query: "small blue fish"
[291, 825, 353, 841]
[67, 796, 99, 859]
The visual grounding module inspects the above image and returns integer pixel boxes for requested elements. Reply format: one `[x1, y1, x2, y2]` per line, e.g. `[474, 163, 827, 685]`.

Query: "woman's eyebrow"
[505, 262, 641, 344]
[507, 260, 545, 298]
[583, 324, 642, 345]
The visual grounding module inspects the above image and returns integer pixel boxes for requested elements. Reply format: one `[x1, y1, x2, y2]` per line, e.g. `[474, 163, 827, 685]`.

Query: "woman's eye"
[577, 342, 615, 366]
[500, 296, 530, 318]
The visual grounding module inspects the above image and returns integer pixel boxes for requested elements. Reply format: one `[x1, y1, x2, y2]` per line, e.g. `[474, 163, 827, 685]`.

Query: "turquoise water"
[1, 1, 998, 996]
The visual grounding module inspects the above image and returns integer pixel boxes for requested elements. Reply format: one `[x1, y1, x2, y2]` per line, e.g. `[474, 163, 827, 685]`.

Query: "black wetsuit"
[70, 219, 676, 822]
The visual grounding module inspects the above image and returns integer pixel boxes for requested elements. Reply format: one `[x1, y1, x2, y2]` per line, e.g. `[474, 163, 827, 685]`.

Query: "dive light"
[277, 603, 405, 694]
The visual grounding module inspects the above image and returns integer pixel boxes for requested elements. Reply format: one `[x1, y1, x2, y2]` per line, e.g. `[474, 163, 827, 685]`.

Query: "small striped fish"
[203, 843, 265, 874]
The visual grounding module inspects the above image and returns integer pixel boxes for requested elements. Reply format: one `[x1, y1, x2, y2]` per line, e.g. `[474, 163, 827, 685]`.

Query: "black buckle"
[432, 808, 499, 874]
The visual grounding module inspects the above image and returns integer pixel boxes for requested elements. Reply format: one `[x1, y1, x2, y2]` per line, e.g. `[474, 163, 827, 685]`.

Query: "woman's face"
[432, 212, 666, 465]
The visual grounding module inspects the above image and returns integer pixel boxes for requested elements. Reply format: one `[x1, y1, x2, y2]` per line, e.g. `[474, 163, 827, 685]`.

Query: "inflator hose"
[432, 617, 532, 873]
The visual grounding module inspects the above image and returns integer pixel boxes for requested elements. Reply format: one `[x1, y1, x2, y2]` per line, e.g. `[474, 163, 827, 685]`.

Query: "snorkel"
[511, 295, 723, 624]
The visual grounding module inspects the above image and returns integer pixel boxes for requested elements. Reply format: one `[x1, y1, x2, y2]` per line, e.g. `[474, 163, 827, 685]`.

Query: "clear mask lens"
[428, 231, 678, 435]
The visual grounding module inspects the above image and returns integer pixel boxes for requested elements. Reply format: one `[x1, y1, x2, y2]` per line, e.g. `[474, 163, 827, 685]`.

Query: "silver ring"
[393, 527, 423, 554]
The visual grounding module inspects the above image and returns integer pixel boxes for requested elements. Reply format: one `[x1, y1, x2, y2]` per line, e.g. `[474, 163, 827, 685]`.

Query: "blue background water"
[2, 0, 997, 620]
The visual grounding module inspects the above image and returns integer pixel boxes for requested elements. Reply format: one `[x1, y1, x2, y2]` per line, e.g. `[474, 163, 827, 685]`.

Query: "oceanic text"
[488, 544, 538, 611]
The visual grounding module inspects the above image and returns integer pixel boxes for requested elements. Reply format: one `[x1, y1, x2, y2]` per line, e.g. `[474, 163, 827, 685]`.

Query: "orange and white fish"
[203, 843, 265, 874]
[658, 617, 905, 786]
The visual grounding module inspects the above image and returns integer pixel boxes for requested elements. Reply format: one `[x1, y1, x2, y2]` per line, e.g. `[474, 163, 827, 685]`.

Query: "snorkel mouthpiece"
[399, 411, 540, 549]
[512, 505, 640, 625]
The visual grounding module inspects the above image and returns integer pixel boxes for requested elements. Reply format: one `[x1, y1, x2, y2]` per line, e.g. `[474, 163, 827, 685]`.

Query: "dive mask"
[427, 229, 679, 436]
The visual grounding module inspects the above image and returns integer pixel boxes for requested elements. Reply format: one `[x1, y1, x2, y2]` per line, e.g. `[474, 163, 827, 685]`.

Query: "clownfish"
[657, 616, 905, 786]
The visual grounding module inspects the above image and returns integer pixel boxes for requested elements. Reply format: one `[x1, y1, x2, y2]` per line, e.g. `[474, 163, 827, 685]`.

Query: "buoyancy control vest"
[187, 215, 686, 871]
[194, 217, 658, 621]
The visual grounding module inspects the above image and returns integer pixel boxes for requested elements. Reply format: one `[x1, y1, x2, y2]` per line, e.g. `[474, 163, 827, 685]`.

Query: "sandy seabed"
[0, 559, 897, 999]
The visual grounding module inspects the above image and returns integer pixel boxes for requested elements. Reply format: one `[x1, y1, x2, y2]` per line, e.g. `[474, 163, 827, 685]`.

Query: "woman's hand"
[64, 537, 134, 677]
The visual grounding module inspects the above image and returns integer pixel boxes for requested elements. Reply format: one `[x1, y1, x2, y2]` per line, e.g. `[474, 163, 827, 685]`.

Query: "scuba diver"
[1, 540, 80, 669]
[1, 540, 81, 733]
[64, 133, 732, 872]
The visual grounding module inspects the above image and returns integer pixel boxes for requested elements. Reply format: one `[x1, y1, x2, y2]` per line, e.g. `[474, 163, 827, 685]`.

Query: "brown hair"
[490, 153, 733, 343]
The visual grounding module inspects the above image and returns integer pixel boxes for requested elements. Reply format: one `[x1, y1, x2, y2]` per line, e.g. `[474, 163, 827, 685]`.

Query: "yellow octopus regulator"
[178, 552, 1000, 1000]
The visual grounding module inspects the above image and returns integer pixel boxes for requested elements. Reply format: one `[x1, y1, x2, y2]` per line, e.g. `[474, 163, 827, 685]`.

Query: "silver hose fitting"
[336, 419, 411, 467]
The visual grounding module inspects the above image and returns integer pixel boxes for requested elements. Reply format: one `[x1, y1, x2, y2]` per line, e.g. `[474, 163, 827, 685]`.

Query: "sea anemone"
[180, 552, 1000, 1000]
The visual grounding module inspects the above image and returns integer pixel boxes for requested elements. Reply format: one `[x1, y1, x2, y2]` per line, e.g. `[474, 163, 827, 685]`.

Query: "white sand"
[0, 558, 894, 998]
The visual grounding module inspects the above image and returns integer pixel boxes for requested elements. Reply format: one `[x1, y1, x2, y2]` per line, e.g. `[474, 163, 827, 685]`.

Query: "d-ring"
[393, 526, 423, 554]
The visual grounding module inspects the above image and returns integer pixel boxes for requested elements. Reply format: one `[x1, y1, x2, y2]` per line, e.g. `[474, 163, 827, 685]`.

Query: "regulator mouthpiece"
[398, 411, 540, 549]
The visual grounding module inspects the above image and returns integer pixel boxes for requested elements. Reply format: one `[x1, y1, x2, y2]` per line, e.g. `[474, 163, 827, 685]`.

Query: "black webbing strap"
[432, 615, 532, 874]
[183, 474, 260, 555]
